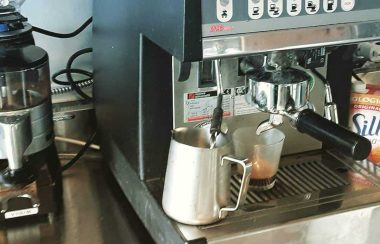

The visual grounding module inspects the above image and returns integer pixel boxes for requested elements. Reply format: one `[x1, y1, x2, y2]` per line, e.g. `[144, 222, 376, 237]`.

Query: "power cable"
[32, 17, 92, 38]
[60, 130, 97, 172]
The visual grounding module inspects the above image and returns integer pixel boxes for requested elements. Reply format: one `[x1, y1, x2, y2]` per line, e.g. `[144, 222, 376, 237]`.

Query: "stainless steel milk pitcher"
[162, 127, 252, 225]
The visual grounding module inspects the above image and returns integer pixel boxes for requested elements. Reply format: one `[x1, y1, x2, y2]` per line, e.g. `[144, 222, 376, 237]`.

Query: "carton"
[349, 73, 380, 164]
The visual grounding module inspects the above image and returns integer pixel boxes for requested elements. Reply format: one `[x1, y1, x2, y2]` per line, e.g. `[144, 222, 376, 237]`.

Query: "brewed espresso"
[251, 160, 277, 179]
[249, 160, 277, 191]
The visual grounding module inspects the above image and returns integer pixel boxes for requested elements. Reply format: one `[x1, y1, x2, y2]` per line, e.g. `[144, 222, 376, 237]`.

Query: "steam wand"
[310, 68, 339, 124]
[210, 59, 224, 149]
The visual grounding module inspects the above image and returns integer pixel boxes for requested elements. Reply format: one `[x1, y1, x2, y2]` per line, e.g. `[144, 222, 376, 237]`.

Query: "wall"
[21, 0, 93, 85]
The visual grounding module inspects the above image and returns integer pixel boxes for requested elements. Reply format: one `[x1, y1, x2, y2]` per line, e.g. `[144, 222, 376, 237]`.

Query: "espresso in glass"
[233, 127, 285, 191]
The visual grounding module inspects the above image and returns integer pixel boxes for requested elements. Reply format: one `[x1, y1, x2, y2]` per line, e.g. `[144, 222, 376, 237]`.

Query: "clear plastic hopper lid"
[0, 0, 25, 11]
[0, 45, 50, 112]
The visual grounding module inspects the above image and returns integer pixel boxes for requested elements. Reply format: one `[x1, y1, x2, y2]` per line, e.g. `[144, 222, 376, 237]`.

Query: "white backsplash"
[21, 0, 93, 86]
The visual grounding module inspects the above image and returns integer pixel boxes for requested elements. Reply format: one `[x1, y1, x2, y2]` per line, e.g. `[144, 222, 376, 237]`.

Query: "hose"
[51, 79, 93, 95]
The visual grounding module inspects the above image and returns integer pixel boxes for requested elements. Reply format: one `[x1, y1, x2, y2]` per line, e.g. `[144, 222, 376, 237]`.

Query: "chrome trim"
[203, 21, 380, 59]
[0, 101, 54, 159]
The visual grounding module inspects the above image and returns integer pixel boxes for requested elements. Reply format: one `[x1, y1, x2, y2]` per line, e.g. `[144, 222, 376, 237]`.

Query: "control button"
[341, 0, 355, 12]
[249, 0, 264, 19]
[217, 0, 233, 22]
[305, 0, 320, 15]
[323, 0, 337, 12]
[287, 0, 302, 16]
[268, 0, 283, 18]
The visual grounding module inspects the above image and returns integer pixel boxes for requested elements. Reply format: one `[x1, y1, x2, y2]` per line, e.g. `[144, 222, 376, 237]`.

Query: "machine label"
[234, 86, 259, 116]
[184, 87, 260, 123]
[184, 90, 232, 123]
[4, 207, 39, 219]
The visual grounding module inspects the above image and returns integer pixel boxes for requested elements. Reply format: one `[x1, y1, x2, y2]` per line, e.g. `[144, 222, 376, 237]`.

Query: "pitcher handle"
[219, 156, 252, 219]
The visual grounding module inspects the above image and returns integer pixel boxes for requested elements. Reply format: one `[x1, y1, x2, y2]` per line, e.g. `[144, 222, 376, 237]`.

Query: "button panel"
[287, 0, 302, 16]
[213, 0, 361, 23]
[305, 0, 320, 15]
[268, 0, 284, 18]
[248, 0, 264, 20]
[216, 0, 233, 22]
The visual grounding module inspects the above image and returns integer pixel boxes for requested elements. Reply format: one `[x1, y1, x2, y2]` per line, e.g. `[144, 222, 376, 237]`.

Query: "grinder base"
[0, 145, 62, 223]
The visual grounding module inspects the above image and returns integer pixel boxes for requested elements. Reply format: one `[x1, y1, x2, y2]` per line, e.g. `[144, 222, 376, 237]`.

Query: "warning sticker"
[5, 208, 39, 219]
[234, 86, 259, 116]
[184, 89, 232, 123]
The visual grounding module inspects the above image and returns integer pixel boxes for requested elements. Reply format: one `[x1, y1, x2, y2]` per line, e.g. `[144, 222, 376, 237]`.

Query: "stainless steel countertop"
[0, 152, 154, 244]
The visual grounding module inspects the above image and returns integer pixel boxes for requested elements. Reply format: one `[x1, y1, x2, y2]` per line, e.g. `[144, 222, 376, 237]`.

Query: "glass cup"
[233, 127, 285, 191]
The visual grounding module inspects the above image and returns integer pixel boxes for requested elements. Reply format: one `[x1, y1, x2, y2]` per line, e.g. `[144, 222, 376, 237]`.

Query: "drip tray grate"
[231, 161, 349, 204]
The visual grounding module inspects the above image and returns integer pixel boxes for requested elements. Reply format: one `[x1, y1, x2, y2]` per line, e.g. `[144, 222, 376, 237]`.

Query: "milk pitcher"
[162, 127, 252, 225]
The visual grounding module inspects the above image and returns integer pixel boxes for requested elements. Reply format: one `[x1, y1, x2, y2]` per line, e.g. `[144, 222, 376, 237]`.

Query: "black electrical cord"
[66, 48, 93, 101]
[60, 130, 97, 172]
[52, 48, 93, 101]
[52, 68, 92, 86]
[313, 67, 362, 84]
[32, 17, 93, 38]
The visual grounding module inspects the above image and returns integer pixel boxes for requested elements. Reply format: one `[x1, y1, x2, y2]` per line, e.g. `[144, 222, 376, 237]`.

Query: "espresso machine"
[93, 0, 380, 243]
[0, 2, 61, 222]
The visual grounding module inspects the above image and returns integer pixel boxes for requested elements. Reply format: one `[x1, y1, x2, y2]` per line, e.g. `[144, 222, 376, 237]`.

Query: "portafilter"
[246, 68, 371, 160]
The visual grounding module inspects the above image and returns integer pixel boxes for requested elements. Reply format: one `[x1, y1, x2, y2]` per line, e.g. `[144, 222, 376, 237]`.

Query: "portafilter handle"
[287, 109, 371, 160]
[0, 114, 32, 171]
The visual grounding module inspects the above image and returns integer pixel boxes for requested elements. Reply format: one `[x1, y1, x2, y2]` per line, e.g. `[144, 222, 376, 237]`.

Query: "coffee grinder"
[0, 3, 61, 222]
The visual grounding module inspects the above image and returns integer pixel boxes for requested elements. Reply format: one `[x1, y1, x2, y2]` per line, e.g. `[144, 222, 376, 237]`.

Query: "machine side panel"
[93, 0, 199, 179]
[140, 0, 202, 62]
[139, 36, 173, 179]
[93, 0, 141, 174]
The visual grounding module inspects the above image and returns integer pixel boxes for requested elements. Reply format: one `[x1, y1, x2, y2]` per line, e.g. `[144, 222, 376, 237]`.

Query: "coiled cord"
[51, 48, 93, 100]
[65, 48, 93, 101]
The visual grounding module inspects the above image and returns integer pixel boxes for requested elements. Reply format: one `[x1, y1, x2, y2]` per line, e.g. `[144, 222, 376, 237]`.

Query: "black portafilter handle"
[295, 109, 372, 160]
[210, 95, 223, 136]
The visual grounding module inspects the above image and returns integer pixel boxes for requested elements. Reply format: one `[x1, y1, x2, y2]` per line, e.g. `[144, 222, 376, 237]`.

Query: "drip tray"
[174, 152, 380, 242]
[231, 160, 349, 206]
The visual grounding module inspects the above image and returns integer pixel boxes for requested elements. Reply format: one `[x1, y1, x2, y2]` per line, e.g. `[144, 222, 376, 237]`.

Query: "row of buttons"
[217, 0, 355, 22]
